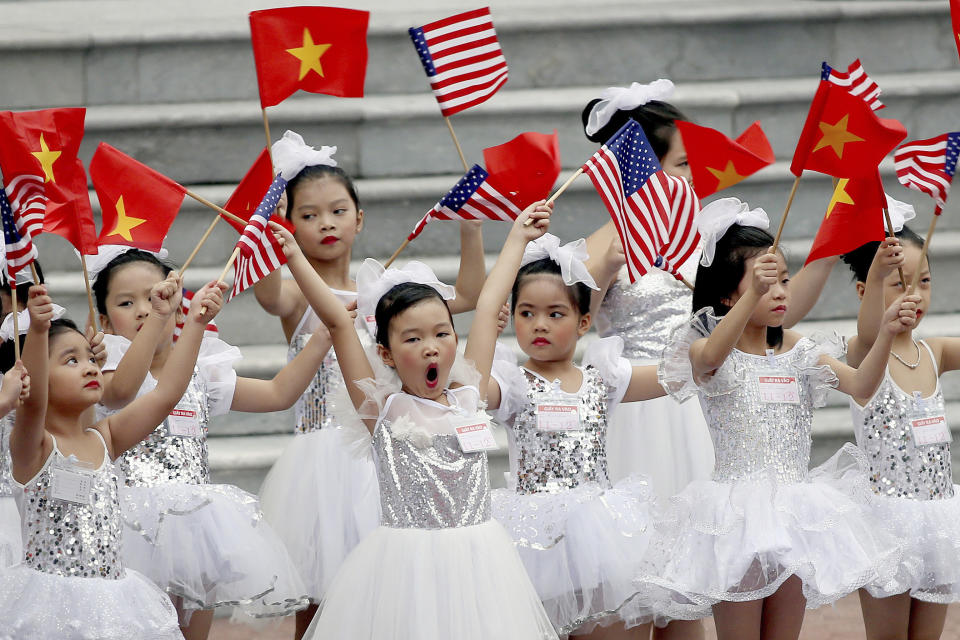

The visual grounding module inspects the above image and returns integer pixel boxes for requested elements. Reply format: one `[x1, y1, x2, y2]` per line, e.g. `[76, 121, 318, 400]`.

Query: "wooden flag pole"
[909, 210, 940, 292]
[444, 117, 470, 173]
[29, 263, 40, 286]
[11, 305, 20, 361]
[200, 246, 241, 316]
[180, 214, 222, 276]
[184, 190, 247, 227]
[770, 175, 802, 253]
[679, 276, 694, 291]
[79, 254, 98, 332]
[881, 207, 908, 291]
[262, 108, 275, 167]
[384, 238, 411, 269]
[523, 168, 585, 227]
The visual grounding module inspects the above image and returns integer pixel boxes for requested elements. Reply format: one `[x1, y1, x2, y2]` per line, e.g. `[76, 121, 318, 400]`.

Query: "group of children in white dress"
[0, 81, 957, 640]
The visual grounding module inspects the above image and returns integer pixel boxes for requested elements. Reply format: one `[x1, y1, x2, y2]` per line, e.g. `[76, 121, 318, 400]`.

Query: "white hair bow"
[520, 233, 599, 290]
[884, 194, 916, 233]
[0, 304, 66, 342]
[584, 79, 675, 137]
[356, 258, 456, 338]
[80, 246, 170, 283]
[698, 197, 770, 267]
[272, 130, 337, 181]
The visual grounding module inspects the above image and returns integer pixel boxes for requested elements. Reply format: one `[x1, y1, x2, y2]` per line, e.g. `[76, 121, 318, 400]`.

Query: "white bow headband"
[272, 130, 337, 181]
[698, 197, 770, 267]
[356, 258, 456, 338]
[0, 304, 66, 342]
[80, 246, 170, 283]
[585, 79, 675, 137]
[520, 234, 599, 290]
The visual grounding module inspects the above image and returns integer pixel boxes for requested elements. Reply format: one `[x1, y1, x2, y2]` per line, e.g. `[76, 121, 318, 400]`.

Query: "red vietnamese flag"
[952, 0, 960, 63]
[89, 144, 186, 252]
[805, 170, 886, 265]
[676, 120, 775, 198]
[482, 130, 561, 209]
[224, 149, 274, 233]
[249, 6, 369, 108]
[791, 81, 906, 179]
[0, 108, 98, 253]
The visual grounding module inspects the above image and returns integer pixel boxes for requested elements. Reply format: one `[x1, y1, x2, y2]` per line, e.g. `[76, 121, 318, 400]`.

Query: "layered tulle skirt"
[258, 428, 380, 602]
[0, 496, 19, 569]
[492, 476, 657, 634]
[304, 519, 558, 640]
[0, 564, 182, 639]
[120, 481, 309, 621]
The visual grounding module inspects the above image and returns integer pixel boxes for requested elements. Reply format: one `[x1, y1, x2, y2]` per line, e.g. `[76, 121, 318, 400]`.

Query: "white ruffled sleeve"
[489, 341, 527, 424]
[795, 332, 845, 408]
[581, 336, 632, 412]
[100, 334, 132, 373]
[196, 336, 242, 417]
[657, 307, 739, 402]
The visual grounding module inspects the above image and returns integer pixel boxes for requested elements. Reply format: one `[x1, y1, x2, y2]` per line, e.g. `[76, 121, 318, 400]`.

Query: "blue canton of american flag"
[408, 7, 508, 118]
[582, 119, 700, 283]
[232, 174, 288, 296]
[408, 164, 521, 240]
[821, 59, 883, 111]
[0, 186, 38, 282]
[894, 132, 960, 215]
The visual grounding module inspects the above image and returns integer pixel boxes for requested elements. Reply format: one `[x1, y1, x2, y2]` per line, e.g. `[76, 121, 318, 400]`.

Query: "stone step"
[1, 0, 950, 107]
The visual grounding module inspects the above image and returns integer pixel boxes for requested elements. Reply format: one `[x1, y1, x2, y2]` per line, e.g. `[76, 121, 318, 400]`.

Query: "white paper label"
[757, 375, 800, 404]
[51, 467, 94, 505]
[911, 414, 951, 446]
[167, 409, 203, 438]
[451, 416, 498, 453]
[536, 403, 581, 431]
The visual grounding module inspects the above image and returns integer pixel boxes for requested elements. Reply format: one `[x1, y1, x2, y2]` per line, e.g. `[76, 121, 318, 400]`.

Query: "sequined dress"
[640, 310, 904, 618]
[258, 302, 380, 603]
[304, 378, 558, 640]
[0, 412, 20, 568]
[97, 334, 308, 621]
[0, 430, 182, 639]
[850, 340, 960, 603]
[490, 336, 657, 634]
[595, 256, 714, 500]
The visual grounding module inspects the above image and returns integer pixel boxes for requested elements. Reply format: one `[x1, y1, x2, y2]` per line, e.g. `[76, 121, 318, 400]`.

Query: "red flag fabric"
[249, 6, 369, 108]
[482, 130, 561, 209]
[790, 82, 906, 179]
[952, 0, 960, 63]
[805, 172, 886, 265]
[232, 175, 294, 297]
[0, 108, 97, 253]
[821, 59, 883, 110]
[224, 149, 274, 233]
[89, 144, 186, 252]
[174, 288, 219, 340]
[675, 120, 775, 198]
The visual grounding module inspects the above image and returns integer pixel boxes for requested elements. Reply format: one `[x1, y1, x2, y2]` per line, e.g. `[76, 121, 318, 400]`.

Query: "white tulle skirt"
[120, 482, 309, 620]
[0, 496, 19, 569]
[258, 428, 380, 602]
[492, 476, 657, 634]
[861, 486, 960, 603]
[0, 564, 182, 639]
[304, 519, 559, 640]
[637, 445, 904, 620]
[606, 366, 714, 501]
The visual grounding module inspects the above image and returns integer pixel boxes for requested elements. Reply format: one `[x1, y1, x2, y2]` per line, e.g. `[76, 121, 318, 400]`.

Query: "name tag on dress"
[536, 403, 581, 431]
[757, 375, 800, 404]
[167, 408, 203, 438]
[911, 415, 951, 446]
[51, 466, 94, 505]
[451, 415, 498, 453]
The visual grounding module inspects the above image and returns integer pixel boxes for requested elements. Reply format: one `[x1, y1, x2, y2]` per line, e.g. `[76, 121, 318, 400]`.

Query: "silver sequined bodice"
[505, 367, 612, 494]
[1, 413, 12, 499]
[117, 369, 211, 486]
[703, 345, 825, 483]
[851, 366, 953, 500]
[289, 333, 343, 434]
[374, 392, 491, 530]
[595, 254, 698, 362]
[16, 434, 123, 579]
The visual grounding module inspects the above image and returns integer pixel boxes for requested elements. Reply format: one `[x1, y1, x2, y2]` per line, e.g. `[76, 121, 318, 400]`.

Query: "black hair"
[0, 260, 45, 309]
[692, 224, 784, 349]
[375, 283, 454, 348]
[0, 317, 82, 373]
[840, 225, 926, 283]
[92, 250, 173, 316]
[511, 258, 592, 317]
[581, 99, 688, 159]
[286, 164, 360, 216]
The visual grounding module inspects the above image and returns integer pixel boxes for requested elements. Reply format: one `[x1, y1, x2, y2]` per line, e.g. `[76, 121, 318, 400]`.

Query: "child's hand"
[269, 220, 302, 260]
[604, 235, 626, 273]
[871, 238, 903, 280]
[86, 327, 107, 368]
[495, 303, 510, 337]
[192, 281, 227, 324]
[26, 285, 54, 331]
[345, 299, 358, 322]
[513, 200, 552, 241]
[750, 253, 780, 297]
[274, 191, 288, 219]
[151, 271, 183, 317]
[882, 293, 919, 335]
[2, 361, 28, 407]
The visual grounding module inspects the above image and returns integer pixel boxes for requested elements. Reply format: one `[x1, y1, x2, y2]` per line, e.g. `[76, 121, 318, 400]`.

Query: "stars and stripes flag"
[174, 289, 219, 340]
[894, 132, 960, 215]
[231, 174, 291, 297]
[582, 119, 700, 283]
[409, 7, 508, 117]
[408, 165, 521, 241]
[821, 59, 883, 110]
[0, 186, 38, 281]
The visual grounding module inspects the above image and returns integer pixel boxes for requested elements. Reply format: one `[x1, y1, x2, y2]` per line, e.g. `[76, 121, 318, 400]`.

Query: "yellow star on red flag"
[106, 195, 147, 241]
[813, 114, 865, 158]
[705, 161, 747, 191]
[286, 28, 331, 80]
[31, 133, 61, 183]
[824, 179, 854, 219]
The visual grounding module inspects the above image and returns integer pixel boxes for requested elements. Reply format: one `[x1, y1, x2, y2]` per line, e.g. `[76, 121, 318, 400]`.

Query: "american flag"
[232, 174, 289, 297]
[173, 289, 219, 340]
[409, 7, 508, 117]
[3, 173, 46, 240]
[0, 185, 38, 281]
[408, 164, 521, 240]
[894, 132, 960, 215]
[821, 59, 883, 111]
[582, 119, 700, 283]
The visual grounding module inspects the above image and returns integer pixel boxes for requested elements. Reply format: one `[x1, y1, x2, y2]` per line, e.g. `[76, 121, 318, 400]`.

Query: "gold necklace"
[890, 339, 922, 369]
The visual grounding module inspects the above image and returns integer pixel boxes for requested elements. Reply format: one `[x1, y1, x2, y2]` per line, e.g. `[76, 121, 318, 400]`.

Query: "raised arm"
[448, 221, 486, 314]
[930, 337, 960, 375]
[586, 233, 626, 320]
[105, 281, 225, 456]
[782, 255, 839, 328]
[464, 202, 552, 405]
[847, 239, 904, 367]
[584, 220, 620, 296]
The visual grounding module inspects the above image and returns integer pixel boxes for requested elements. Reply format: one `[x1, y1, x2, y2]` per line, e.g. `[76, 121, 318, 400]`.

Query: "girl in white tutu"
[253, 131, 487, 639]
[92, 247, 321, 639]
[0, 358, 30, 569]
[269, 201, 558, 640]
[0, 279, 224, 639]
[483, 232, 667, 638]
[645, 198, 919, 640]
[841, 221, 960, 640]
